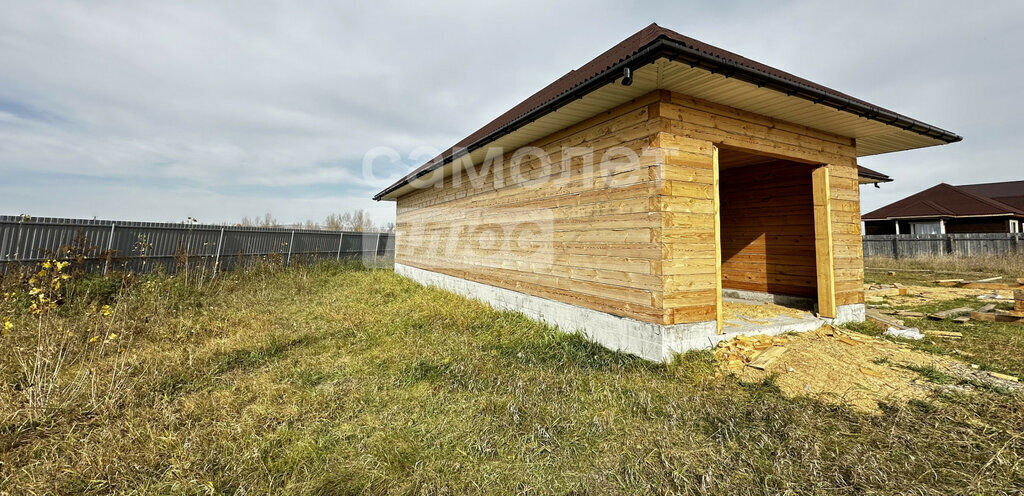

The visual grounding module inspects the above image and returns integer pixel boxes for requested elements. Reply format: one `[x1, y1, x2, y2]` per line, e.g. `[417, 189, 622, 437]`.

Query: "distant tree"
[348, 209, 375, 232]
[324, 213, 345, 231]
[320, 210, 377, 232]
[239, 210, 385, 231]
[259, 213, 280, 228]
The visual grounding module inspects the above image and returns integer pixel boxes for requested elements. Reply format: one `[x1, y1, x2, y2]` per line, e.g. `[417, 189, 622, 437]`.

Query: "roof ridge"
[954, 179, 1024, 187]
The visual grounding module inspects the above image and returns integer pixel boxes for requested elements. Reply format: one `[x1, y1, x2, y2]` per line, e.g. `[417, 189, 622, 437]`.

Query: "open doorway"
[716, 147, 824, 320]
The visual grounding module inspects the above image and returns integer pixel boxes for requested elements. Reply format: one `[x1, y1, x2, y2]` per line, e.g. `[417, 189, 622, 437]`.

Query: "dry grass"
[866, 254, 1024, 283]
[1, 263, 1023, 494]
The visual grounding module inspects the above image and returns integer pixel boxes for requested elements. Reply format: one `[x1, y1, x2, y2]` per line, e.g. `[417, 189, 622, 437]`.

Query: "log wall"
[396, 93, 668, 324]
[394, 90, 866, 327]
[719, 161, 818, 297]
[655, 90, 864, 313]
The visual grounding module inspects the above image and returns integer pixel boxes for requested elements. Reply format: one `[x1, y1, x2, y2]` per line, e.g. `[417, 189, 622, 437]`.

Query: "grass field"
[865, 254, 1024, 283]
[2, 261, 1023, 494]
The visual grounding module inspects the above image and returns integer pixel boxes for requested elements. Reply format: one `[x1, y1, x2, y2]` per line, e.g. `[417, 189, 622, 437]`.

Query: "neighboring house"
[863, 181, 1024, 235]
[373, 24, 960, 361]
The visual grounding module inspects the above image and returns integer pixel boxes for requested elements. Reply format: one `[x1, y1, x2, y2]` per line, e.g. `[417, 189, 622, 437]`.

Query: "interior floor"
[719, 296, 826, 337]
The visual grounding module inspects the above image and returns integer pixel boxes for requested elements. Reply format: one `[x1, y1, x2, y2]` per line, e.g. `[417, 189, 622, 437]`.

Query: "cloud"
[0, 0, 1022, 224]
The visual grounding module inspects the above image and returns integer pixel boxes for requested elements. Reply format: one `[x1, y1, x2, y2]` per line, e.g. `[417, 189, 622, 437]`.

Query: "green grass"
[848, 295, 1024, 377]
[2, 263, 1024, 494]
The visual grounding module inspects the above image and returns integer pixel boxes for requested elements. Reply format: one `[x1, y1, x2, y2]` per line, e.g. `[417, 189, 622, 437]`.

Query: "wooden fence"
[863, 233, 1024, 258]
[0, 215, 395, 275]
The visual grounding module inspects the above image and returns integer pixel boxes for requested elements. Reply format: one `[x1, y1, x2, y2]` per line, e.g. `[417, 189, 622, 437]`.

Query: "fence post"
[947, 235, 956, 256]
[13, 218, 24, 266]
[103, 223, 116, 275]
[285, 230, 295, 267]
[373, 232, 382, 265]
[213, 227, 225, 276]
[891, 236, 900, 259]
[336, 232, 344, 260]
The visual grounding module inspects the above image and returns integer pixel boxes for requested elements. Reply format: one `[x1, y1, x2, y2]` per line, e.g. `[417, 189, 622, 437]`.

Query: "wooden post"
[812, 166, 837, 318]
[336, 232, 345, 260]
[712, 146, 723, 334]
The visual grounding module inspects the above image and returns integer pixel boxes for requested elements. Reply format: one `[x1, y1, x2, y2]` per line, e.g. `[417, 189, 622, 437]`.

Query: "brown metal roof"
[863, 182, 1024, 220]
[375, 23, 961, 201]
[958, 180, 1024, 211]
[857, 166, 892, 184]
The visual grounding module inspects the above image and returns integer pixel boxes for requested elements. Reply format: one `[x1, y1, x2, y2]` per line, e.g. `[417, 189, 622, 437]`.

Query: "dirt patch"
[715, 326, 1020, 413]
[721, 300, 807, 326]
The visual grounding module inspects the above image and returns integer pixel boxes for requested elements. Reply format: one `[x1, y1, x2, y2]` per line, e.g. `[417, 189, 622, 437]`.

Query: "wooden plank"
[812, 166, 837, 318]
[747, 346, 787, 370]
[713, 145, 723, 334]
[970, 311, 1024, 323]
[928, 307, 972, 320]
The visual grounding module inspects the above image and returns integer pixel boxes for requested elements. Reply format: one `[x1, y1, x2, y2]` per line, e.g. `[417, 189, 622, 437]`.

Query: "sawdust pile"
[714, 326, 1011, 412]
[868, 284, 1015, 304]
[721, 300, 807, 325]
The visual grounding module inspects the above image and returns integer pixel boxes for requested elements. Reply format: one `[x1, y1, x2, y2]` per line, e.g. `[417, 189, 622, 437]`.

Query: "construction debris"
[987, 371, 1020, 382]
[747, 346, 788, 370]
[714, 334, 790, 371]
[974, 276, 1003, 283]
[970, 311, 1024, 324]
[977, 293, 1013, 300]
[867, 283, 909, 297]
[953, 316, 971, 324]
[968, 290, 1024, 324]
[934, 277, 1024, 290]
[928, 307, 973, 320]
[884, 327, 924, 340]
[924, 330, 963, 339]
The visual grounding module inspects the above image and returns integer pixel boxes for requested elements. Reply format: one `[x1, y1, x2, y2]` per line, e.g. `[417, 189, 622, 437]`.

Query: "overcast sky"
[1, 0, 1021, 226]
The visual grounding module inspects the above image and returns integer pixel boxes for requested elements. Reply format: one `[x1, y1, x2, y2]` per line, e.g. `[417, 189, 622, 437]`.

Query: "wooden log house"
[373, 24, 961, 361]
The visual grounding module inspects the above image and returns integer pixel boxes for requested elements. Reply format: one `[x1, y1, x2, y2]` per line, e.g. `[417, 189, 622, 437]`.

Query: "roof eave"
[374, 35, 962, 201]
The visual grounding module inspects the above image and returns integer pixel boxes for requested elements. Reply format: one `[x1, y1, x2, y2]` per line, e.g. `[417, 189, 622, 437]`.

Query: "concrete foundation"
[396, 263, 865, 362]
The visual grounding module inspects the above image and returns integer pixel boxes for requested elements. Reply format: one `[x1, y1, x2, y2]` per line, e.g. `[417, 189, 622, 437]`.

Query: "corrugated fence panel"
[0, 216, 395, 275]
[864, 233, 1024, 258]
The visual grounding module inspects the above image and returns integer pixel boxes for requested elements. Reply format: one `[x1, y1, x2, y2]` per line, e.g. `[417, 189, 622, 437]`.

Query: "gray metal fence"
[0, 215, 395, 275]
[863, 233, 1024, 258]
